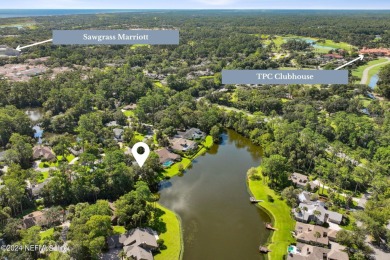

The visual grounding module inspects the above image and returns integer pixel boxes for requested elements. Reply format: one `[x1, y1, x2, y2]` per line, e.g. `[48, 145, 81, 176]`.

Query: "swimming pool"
[163, 160, 174, 167]
[288, 245, 298, 254]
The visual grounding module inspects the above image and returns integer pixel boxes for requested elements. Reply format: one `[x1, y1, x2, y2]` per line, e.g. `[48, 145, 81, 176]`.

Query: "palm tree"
[302, 206, 308, 222]
[314, 231, 321, 243]
[313, 210, 322, 222]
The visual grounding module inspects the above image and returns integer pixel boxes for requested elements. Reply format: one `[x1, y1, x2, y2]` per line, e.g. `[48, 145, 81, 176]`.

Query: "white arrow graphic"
[16, 39, 53, 51]
[335, 55, 364, 70]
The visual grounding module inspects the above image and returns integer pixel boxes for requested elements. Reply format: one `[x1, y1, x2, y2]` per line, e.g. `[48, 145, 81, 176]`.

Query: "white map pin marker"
[132, 142, 150, 168]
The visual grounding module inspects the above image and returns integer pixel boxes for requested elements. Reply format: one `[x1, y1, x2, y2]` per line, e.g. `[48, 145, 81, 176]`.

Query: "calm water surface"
[159, 130, 270, 260]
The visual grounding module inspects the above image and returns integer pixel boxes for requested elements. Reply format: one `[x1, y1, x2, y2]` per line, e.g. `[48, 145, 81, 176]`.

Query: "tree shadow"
[149, 207, 167, 234]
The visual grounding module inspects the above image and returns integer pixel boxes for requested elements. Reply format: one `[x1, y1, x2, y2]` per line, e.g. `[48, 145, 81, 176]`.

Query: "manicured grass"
[154, 203, 182, 260]
[123, 110, 135, 117]
[40, 228, 54, 242]
[352, 58, 388, 83]
[203, 136, 213, 148]
[113, 225, 126, 234]
[134, 132, 145, 142]
[38, 161, 58, 168]
[247, 167, 296, 260]
[199, 75, 215, 79]
[163, 158, 192, 177]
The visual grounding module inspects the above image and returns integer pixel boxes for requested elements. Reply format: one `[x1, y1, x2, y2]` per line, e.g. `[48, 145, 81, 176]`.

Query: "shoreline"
[154, 203, 184, 260]
[246, 166, 296, 260]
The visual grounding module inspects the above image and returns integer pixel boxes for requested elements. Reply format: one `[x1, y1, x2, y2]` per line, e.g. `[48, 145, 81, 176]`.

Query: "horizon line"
[1, 8, 390, 10]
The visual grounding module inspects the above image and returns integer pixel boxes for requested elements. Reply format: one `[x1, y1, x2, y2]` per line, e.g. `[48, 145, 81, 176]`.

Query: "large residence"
[23, 210, 48, 229]
[169, 137, 198, 152]
[33, 145, 56, 161]
[176, 128, 206, 140]
[290, 172, 318, 190]
[155, 148, 181, 167]
[293, 202, 343, 225]
[294, 222, 338, 247]
[287, 243, 349, 260]
[106, 228, 158, 260]
[359, 47, 390, 56]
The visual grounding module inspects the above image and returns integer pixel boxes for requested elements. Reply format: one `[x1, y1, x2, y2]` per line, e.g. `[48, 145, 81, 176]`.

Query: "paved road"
[360, 58, 390, 84]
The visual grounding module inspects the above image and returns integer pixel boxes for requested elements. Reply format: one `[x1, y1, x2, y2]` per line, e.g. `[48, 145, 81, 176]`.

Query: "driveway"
[360, 57, 390, 84]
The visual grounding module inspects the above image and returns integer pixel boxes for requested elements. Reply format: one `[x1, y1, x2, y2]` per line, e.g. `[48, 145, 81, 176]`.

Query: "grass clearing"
[123, 110, 135, 117]
[248, 167, 296, 260]
[154, 203, 182, 260]
[40, 228, 54, 242]
[113, 225, 126, 234]
[134, 132, 145, 142]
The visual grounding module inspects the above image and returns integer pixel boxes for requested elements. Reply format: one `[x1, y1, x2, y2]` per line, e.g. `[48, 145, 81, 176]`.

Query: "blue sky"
[2, 0, 390, 9]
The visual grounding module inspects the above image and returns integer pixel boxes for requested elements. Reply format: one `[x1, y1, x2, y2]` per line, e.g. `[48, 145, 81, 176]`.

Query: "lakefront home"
[169, 137, 198, 152]
[106, 228, 158, 260]
[293, 202, 343, 225]
[287, 242, 349, 260]
[290, 172, 318, 190]
[155, 148, 181, 167]
[294, 222, 338, 247]
[176, 128, 206, 140]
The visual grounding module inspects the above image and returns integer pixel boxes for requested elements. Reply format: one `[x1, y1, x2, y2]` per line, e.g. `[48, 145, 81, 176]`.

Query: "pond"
[284, 37, 335, 51]
[159, 130, 271, 260]
[368, 74, 379, 89]
[25, 108, 44, 144]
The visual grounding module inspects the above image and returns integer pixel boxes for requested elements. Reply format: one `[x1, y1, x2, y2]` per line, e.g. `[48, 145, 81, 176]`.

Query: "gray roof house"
[290, 172, 318, 190]
[33, 146, 56, 161]
[169, 137, 198, 152]
[106, 228, 158, 260]
[287, 242, 349, 260]
[294, 202, 343, 225]
[113, 128, 124, 142]
[155, 148, 181, 165]
[177, 128, 205, 140]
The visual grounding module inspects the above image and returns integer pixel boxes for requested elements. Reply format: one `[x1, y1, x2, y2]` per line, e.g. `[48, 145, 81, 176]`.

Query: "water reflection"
[159, 130, 270, 260]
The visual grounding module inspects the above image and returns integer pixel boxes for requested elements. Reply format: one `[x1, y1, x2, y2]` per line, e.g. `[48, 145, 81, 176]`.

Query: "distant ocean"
[0, 9, 144, 18]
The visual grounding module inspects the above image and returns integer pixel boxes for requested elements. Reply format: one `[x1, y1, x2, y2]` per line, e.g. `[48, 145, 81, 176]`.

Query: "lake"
[25, 108, 44, 144]
[159, 130, 270, 260]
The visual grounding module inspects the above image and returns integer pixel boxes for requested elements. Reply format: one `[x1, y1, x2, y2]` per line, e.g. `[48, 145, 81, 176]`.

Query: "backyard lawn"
[154, 203, 182, 260]
[248, 167, 296, 260]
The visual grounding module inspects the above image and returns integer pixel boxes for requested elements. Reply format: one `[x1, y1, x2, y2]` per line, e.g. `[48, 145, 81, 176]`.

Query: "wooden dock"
[265, 222, 277, 231]
[250, 197, 263, 203]
[259, 246, 271, 254]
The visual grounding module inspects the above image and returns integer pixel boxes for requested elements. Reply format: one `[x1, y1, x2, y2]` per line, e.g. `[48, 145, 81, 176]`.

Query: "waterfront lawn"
[154, 203, 182, 260]
[248, 167, 296, 260]
[163, 158, 192, 178]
